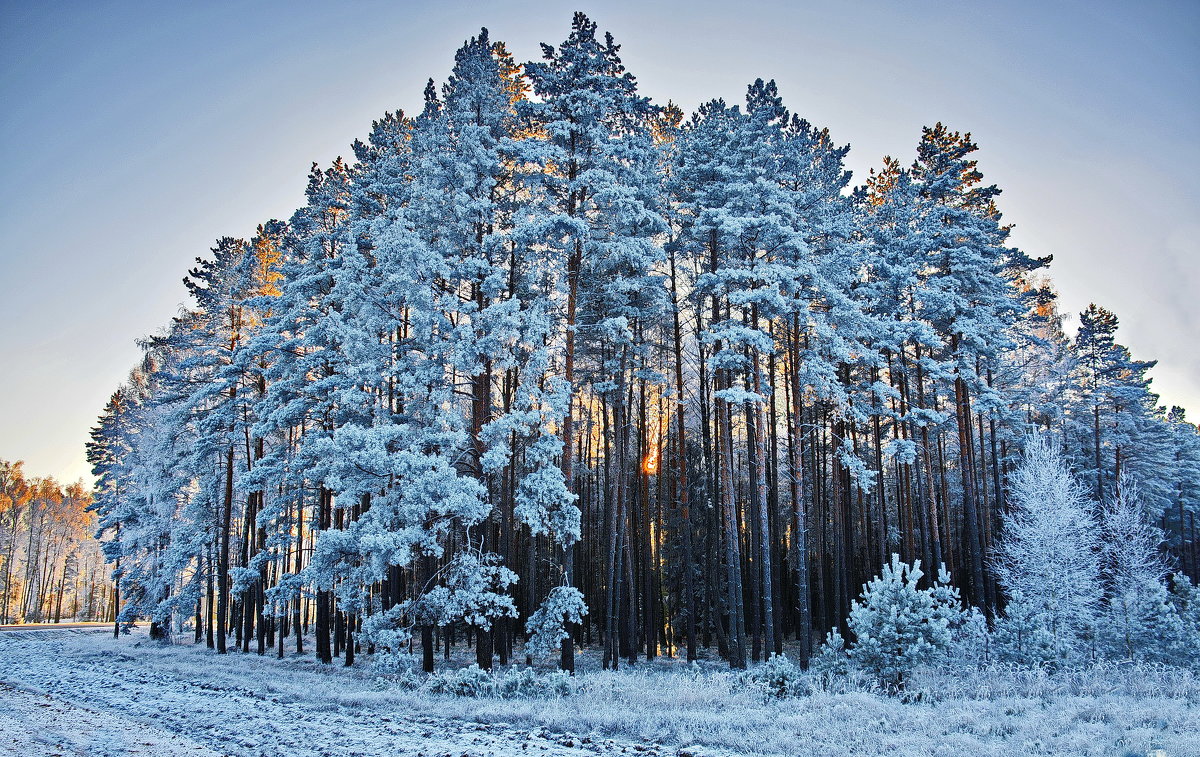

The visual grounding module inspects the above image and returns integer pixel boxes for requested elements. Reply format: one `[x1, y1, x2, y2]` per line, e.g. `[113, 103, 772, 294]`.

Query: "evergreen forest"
[83, 14, 1200, 676]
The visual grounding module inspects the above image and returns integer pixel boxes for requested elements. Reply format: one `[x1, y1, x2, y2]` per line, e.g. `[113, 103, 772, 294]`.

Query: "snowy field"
[1, 628, 1197, 757]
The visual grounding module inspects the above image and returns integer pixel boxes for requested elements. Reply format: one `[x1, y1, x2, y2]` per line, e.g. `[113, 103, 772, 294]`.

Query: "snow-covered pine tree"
[856, 158, 951, 578]
[127, 335, 205, 643]
[514, 12, 666, 672]
[991, 276, 1073, 456]
[87, 389, 135, 638]
[1099, 475, 1181, 662]
[251, 159, 357, 663]
[909, 124, 1044, 610]
[1072, 303, 1120, 499]
[88, 348, 193, 642]
[426, 29, 527, 669]
[304, 36, 527, 670]
[671, 79, 869, 666]
[176, 236, 264, 653]
[229, 220, 287, 655]
[1167, 573, 1200, 664]
[1165, 408, 1200, 577]
[1068, 305, 1168, 504]
[845, 554, 964, 689]
[991, 435, 1101, 663]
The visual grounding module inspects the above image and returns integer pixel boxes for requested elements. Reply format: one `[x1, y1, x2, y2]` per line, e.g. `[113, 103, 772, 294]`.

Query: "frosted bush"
[811, 627, 851, 677]
[421, 664, 579, 698]
[368, 649, 420, 680]
[846, 555, 963, 690]
[494, 668, 576, 698]
[426, 664, 496, 697]
[744, 654, 803, 699]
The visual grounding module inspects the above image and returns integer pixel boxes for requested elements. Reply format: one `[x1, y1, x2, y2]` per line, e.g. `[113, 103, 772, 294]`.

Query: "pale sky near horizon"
[1, 0, 1197, 484]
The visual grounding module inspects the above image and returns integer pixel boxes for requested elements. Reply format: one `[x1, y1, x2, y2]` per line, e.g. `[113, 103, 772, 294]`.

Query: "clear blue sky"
[1, 0, 1197, 483]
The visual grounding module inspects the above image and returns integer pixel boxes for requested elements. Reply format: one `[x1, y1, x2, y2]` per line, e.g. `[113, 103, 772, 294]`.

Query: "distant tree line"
[87, 13, 1200, 671]
[0, 460, 109, 624]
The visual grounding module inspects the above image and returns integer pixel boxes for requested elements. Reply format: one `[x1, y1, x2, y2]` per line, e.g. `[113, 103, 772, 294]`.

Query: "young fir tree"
[845, 554, 964, 689]
[1099, 475, 1181, 662]
[1167, 574, 1200, 664]
[991, 435, 1101, 663]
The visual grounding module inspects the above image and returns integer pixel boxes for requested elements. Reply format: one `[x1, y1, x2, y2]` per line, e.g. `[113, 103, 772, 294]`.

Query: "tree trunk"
[216, 445, 234, 654]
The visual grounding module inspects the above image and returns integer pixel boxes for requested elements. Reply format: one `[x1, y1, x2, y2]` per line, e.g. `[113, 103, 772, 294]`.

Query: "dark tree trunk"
[217, 445, 234, 654]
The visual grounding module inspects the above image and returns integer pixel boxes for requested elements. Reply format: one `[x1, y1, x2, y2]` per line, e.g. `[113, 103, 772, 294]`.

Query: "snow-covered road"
[0, 629, 667, 757]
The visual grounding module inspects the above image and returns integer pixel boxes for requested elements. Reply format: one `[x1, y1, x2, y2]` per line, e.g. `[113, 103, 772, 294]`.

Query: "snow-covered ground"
[0, 628, 1196, 757]
[0, 628, 659, 757]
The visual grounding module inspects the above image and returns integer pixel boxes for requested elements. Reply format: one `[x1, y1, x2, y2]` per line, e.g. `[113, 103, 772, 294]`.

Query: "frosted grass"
[3, 628, 1196, 757]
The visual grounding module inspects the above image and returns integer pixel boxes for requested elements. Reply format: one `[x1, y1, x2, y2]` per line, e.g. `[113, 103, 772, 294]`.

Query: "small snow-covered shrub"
[421, 664, 579, 698]
[491, 666, 538, 697]
[811, 627, 851, 677]
[368, 649, 419, 677]
[744, 654, 803, 698]
[393, 668, 425, 691]
[367, 649, 430, 691]
[846, 555, 964, 690]
[947, 605, 992, 665]
[425, 663, 497, 697]
[992, 589, 1060, 666]
[494, 667, 576, 698]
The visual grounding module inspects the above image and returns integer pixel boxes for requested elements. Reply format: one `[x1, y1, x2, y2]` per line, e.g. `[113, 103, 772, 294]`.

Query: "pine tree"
[1165, 408, 1200, 576]
[910, 123, 1042, 610]
[515, 11, 666, 672]
[1068, 304, 1167, 506]
[845, 554, 963, 689]
[1073, 304, 1120, 498]
[1099, 475, 1179, 662]
[992, 435, 1100, 663]
[87, 390, 136, 637]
